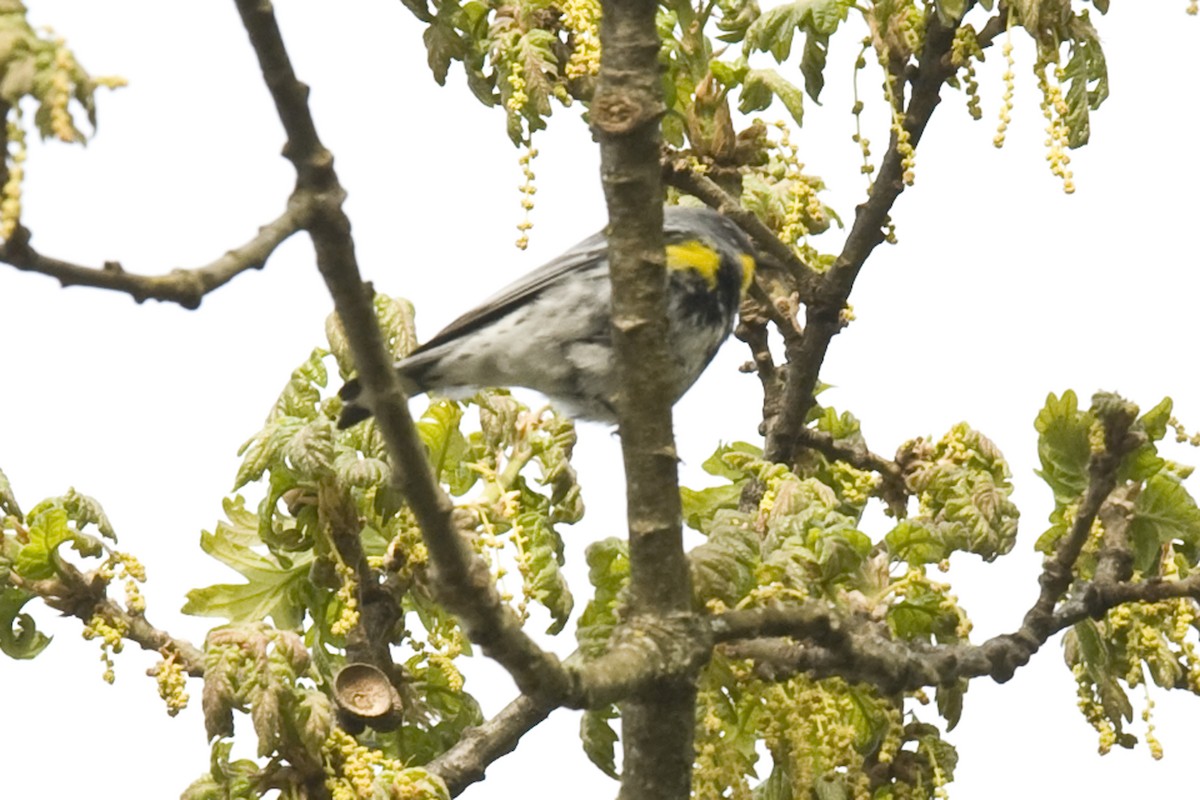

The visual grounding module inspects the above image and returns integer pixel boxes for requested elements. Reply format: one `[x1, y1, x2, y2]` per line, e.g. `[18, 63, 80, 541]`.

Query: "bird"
[337, 205, 757, 428]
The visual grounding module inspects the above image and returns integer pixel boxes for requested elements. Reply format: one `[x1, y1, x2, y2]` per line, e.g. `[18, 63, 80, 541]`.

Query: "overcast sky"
[2, 2, 1199, 799]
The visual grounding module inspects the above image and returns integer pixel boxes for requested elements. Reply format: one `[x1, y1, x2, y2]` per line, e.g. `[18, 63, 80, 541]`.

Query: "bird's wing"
[411, 230, 608, 354]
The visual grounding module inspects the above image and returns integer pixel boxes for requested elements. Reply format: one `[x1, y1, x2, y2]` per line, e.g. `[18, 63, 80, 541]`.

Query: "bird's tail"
[336, 368, 423, 429]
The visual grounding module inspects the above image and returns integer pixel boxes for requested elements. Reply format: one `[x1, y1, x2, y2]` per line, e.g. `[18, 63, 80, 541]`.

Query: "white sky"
[2, 1, 1199, 798]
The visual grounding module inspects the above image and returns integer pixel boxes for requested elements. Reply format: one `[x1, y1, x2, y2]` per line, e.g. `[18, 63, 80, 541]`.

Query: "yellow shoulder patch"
[666, 240, 722, 288]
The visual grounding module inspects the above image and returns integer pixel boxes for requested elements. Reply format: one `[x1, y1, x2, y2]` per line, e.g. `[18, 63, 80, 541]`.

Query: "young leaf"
[0, 587, 51, 659]
[183, 510, 313, 628]
[580, 705, 620, 778]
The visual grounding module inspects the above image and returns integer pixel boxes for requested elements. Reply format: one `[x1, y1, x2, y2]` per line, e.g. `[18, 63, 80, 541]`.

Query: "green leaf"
[234, 416, 306, 490]
[813, 775, 848, 800]
[14, 506, 73, 579]
[424, 6, 468, 86]
[576, 538, 628, 657]
[935, 0, 965, 23]
[709, 57, 749, 88]
[272, 347, 328, 419]
[183, 499, 313, 627]
[754, 764, 794, 800]
[375, 293, 420, 361]
[60, 488, 115, 541]
[738, 68, 805, 126]
[897, 424, 1019, 563]
[798, 35, 829, 102]
[418, 400, 467, 482]
[513, 506, 574, 634]
[681, 483, 744, 532]
[1061, 15, 1108, 149]
[843, 684, 891, 754]
[1070, 619, 1133, 724]
[1034, 390, 1091, 502]
[183, 739, 260, 800]
[935, 682, 965, 729]
[295, 690, 334, 756]
[0, 467, 22, 519]
[0, 587, 51, 658]
[1139, 397, 1172, 443]
[690, 510, 759, 605]
[1130, 473, 1200, 573]
[0, 55, 34, 102]
[885, 520, 946, 565]
[702, 441, 763, 481]
[580, 705, 620, 778]
[743, 0, 849, 68]
[283, 419, 336, 479]
[743, 1, 804, 61]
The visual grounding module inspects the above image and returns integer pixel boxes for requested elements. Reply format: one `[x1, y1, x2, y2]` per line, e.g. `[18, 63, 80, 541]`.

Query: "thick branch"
[594, 0, 697, 794]
[717, 403, 1159, 690]
[0, 202, 305, 309]
[233, 0, 569, 704]
[717, 566, 1200, 693]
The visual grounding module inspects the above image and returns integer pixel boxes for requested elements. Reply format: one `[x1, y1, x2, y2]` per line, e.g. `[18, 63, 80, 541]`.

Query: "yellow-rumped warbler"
[337, 205, 757, 428]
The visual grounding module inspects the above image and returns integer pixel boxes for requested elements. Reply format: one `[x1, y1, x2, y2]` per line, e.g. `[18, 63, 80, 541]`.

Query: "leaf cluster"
[577, 406, 994, 795]
[0, 476, 117, 659]
[1036, 391, 1200, 752]
[180, 294, 585, 794]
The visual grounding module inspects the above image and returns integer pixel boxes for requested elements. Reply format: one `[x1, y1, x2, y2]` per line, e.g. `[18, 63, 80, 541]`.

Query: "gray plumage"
[337, 206, 755, 428]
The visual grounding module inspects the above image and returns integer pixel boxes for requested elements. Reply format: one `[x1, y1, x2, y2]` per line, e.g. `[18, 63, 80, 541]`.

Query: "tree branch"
[0, 202, 305, 309]
[715, 400, 1164, 691]
[717, 565, 1200, 693]
[232, 0, 570, 705]
[1017, 395, 1141, 643]
[763, 13, 1000, 465]
[593, 0, 698, 794]
[793, 425, 909, 514]
[427, 695, 554, 797]
[7, 566, 205, 676]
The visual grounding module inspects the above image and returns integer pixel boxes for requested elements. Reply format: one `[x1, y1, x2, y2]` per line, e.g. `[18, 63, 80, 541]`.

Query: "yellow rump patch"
[739, 253, 756, 293]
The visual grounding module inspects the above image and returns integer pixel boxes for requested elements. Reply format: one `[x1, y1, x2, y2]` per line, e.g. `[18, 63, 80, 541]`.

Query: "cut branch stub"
[334, 662, 402, 731]
[591, 87, 664, 136]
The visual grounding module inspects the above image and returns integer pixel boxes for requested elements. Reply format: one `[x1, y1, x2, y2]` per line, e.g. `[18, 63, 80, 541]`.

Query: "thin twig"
[427, 695, 554, 797]
[763, 13, 1004, 465]
[7, 569, 205, 675]
[1, 202, 306, 309]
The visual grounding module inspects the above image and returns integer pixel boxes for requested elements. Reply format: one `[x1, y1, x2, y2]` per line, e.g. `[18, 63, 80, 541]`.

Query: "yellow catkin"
[895, 117, 915, 185]
[81, 612, 127, 684]
[561, 0, 601, 79]
[154, 650, 190, 716]
[514, 143, 538, 250]
[851, 39, 875, 183]
[950, 25, 983, 120]
[1167, 416, 1200, 446]
[330, 562, 360, 636]
[772, 122, 823, 245]
[1036, 58, 1075, 194]
[994, 34, 1016, 148]
[1, 118, 26, 241]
